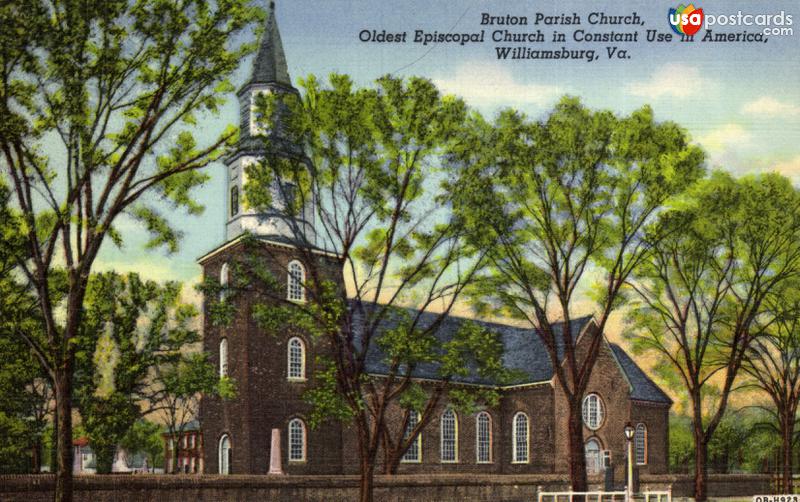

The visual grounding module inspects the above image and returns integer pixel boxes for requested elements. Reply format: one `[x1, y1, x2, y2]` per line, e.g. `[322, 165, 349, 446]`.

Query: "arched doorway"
[218, 434, 231, 474]
[585, 437, 602, 475]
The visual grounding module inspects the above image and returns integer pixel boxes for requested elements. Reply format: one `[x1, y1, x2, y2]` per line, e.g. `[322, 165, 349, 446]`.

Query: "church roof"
[354, 304, 671, 405]
[609, 344, 673, 404]
[247, 1, 291, 89]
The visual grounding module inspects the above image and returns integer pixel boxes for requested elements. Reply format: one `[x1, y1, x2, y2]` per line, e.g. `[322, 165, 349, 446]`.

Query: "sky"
[95, 0, 800, 332]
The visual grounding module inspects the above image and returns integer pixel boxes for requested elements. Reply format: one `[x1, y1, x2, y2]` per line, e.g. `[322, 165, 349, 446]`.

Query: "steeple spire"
[249, 1, 291, 88]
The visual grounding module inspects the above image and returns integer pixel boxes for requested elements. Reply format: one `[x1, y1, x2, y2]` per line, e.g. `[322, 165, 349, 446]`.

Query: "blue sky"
[96, 0, 800, 287]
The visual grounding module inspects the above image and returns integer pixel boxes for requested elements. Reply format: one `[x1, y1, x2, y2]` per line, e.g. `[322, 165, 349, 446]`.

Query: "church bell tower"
[224, 1, 314, 243]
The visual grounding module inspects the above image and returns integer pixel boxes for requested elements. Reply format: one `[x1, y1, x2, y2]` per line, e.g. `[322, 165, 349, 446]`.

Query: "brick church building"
[199, 2, 672, 480]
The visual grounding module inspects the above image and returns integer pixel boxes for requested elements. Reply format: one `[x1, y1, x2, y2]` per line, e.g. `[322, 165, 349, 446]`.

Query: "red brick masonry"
[0, 473, 774, 502]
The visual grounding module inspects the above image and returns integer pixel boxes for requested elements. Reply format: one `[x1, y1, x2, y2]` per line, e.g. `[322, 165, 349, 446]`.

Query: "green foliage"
[626, 171, 800, 428]
[669, 410, 780, 474]
[120, 420, 164, 469]
[73, 271, 202, 473]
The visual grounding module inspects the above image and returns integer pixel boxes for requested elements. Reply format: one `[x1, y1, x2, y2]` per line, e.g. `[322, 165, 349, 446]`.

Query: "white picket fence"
[538, 488, 671, 502]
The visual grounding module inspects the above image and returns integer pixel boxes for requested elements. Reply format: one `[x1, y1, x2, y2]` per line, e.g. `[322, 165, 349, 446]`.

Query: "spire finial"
[269, 1, 275, 11]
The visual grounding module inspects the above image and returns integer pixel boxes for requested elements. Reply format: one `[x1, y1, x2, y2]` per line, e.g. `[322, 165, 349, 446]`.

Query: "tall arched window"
[218, 434, 230, 474]
[219, 263, 229, 301]
[512, 412, 529, 463]
[219, 338, 228, 378]
[230, 185, 239, 217]
[582, 393, 605, 430]
[585, 438, 602, 475]
[401, 411, 422, 463]
[287, 260, 305, 302]
[287, 337, 306, 381]
[440, 409, 458, 463]
[476, 412, 492, 463]
[288, 418, 306, 462]
[635, 423, 647, 465]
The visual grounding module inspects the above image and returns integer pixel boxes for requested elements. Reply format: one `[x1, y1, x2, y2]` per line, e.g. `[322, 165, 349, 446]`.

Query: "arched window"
[219, 263, 229, 301]
[219, 338, 228, 378]
[440, 409, 458, 463]
[288, 418, 306, 462]
[287, 260, 305, 302]
[287, 337, 306, 381]
[582, 393, 605, 430]
[585, 438, 602, 475]
[635, 423, 647, 465]
[230, 185, 239, 217]
[476, 412, 492, 463]
[401, 411, 422, 463]
[512, 412, 529, 463]
[218, 434, 230, 474]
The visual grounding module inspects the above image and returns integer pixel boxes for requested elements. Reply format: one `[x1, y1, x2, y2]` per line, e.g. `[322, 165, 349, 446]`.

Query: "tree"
[0, 180, 51, 474]
[120, 420, 164, 472]
[232, 74, 509, 502]
[742, 282, 800, 491]
[151, 352, 232, 474]
[448, 97, 704, 490]
[626, 172, 800, 500]
[0, 1, 261, 499]
[73, 272, 201, 473]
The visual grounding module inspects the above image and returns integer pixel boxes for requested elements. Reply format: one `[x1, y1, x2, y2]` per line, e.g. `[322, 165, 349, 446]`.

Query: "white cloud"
[771, 155, 800, 179]
[625, 63, 714, 99]
[741, 97, 800, 118]
[433, 62, 564, 109]
[696, 124, 752, 154]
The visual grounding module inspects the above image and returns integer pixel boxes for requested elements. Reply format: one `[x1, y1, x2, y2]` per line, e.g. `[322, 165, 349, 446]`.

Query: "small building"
[162, 421, 203, 474]
[72, 438, 95, 474]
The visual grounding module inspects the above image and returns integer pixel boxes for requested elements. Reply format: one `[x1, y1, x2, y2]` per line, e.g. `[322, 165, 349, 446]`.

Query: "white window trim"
[512, 412, 529, 464]
[401, 411, 422, 464]
[635, 423, 648, 466]
[219, 338, 228, 378]
[218, 434, 230, 475]
[582, 393, 605, 431]
[288, 418, 307, 462]
[440, 409, 459, 463]
[287, 337, 307, 382]
[475, 411, 493, 464]
[219, 263, 229, 301]
[287, 260, 306, 303]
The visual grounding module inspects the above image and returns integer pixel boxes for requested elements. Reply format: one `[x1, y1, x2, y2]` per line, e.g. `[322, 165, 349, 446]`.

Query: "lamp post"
[624, 422, 635, 502]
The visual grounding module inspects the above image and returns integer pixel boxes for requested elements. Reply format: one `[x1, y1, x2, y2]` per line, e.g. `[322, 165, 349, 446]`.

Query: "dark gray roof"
[609, 344, 673, 405]
[248, 2, 291, 88]
[354, 304, 591, 386]
[355, 304, 672, 405]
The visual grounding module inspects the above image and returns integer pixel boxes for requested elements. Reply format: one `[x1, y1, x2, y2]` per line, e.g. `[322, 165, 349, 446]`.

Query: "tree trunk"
[783, 419, 794, 493]
[567, 400, 588, 492]
[54, 371, 73, 502]
[693, 436, 708, 502]
[359, 454, 375, 502]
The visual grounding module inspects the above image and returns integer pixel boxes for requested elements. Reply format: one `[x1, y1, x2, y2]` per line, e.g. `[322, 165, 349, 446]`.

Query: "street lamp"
[624, 422, 635, 502]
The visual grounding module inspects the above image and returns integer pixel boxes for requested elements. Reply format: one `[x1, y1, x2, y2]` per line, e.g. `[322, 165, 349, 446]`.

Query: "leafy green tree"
[73, 272, 200, 473]
[151, 352, 232, 474]
[448, 97, 704, 491]
[232, 74, 510, 502]
[742, 281, 800, 491]
[626, 172, 800, 500]
[0, 181, 51, 474]
[0, 1, 261, 499]
[120, 420, 164, 471]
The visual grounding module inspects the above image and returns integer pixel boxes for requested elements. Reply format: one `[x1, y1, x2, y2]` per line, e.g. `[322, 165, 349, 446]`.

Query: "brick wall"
[200, 239, 345, 476]
[0, 473, 774, 502]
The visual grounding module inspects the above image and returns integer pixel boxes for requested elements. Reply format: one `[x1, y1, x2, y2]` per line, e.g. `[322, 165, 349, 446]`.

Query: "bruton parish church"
[199, 2, 672, 480]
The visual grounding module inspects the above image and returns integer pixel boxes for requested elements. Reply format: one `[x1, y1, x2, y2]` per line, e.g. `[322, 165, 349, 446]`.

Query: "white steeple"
[224, 1, 315, 244]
